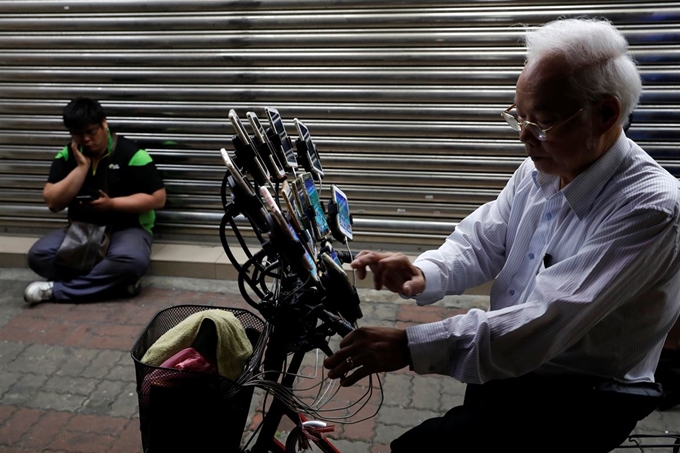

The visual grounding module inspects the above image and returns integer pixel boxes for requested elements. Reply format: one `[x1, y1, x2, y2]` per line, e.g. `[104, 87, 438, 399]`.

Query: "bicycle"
[131, 112, 379, 452]
[216, 146, 378, 452]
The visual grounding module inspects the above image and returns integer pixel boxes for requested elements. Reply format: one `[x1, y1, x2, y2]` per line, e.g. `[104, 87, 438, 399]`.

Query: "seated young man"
[24, 97, 166, 304]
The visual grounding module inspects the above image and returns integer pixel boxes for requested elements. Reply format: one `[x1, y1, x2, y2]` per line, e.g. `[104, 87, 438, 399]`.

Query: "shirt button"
[509, 289, 515, 296]
[528, 253, 535, 259]
[546, 212, 552, 220]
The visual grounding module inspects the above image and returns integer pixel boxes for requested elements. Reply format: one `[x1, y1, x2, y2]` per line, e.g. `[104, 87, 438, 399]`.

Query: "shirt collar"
[532, 132, 629, 220]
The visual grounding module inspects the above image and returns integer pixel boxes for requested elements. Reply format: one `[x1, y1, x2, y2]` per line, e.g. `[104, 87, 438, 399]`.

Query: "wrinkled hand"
[323, 327, 410, 386]
[351, 251, 425, 296]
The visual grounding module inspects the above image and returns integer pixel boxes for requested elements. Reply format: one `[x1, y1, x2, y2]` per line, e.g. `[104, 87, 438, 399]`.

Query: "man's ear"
[596, 95, 621, 132]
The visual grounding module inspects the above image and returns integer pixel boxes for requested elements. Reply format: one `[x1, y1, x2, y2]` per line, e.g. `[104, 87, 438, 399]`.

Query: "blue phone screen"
[302, 174, 330, 239]
[335, 191, 352, 237]
[329, 247, 342, 266]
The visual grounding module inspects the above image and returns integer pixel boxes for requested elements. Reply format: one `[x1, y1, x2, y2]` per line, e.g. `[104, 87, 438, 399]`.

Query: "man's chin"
[82, 147, 104, 157]
[531, 157, 556, 174]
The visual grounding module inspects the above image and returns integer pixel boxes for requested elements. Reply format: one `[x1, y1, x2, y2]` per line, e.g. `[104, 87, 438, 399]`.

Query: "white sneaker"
[23, 281, 54, 304]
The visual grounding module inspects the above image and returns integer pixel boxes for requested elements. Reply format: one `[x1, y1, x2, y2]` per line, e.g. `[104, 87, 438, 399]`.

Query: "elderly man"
[324, 18, 680, 452]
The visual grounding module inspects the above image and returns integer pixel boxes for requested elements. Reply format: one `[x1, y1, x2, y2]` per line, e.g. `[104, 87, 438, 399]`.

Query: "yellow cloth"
[141, 309, 253, 381]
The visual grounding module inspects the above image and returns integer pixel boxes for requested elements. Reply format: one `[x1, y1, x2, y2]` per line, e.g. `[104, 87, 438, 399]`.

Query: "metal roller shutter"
[0, 1, 678, 252]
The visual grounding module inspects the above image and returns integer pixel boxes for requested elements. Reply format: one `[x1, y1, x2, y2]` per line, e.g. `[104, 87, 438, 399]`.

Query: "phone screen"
[294, 119, 323, 179]
[321, 242, 343, 267]
[265, 107, 298, 169]
[302, 172, 330, 240]
[332, 185, 353, 240]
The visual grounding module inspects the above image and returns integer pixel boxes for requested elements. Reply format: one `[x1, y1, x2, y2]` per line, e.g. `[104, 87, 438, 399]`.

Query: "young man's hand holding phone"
[76, 190, 112, 211]
[75, 191, 100, 203]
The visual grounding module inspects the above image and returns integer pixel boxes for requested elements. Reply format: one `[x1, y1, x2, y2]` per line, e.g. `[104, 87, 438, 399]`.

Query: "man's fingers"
[340, 366, 371, 387]
[326, 355, 358, 380]
[370, 263, 386, 290]
[326, 351, 370, 383]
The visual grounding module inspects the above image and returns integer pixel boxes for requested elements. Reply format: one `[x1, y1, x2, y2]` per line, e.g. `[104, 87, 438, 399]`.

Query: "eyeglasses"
[69, 125, 102, 140]
[501, 104, 585, 141]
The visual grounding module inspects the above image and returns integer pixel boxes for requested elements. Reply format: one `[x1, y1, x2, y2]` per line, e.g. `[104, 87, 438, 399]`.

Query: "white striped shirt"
[407, 133, 680, 385]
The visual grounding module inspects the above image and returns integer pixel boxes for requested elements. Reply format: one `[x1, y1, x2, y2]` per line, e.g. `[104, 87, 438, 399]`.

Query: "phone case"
[247, 112, 286, 180]
[280, 181, 304, 233]
[294, 119, 324, 180]
[265, 107, 298, 169]
[220, 149, 255, 197]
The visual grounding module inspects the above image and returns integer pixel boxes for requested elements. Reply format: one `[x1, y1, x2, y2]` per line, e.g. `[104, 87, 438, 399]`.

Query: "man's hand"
[323, 327, 410, 386]
[86, 190, 112, 211]
[71, 140, 91, 169]
[351, 251, 425, 296]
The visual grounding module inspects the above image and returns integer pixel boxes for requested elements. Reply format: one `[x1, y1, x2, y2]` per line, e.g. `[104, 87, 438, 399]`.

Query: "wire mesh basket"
[131, 304, 266, 453]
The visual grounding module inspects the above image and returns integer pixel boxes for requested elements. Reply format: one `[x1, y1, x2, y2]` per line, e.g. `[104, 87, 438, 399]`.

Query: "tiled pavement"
[0, 267, 678, 453]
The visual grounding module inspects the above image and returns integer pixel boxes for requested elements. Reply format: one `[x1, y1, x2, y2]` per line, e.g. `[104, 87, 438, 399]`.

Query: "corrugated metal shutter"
[0, 1, 678, 251]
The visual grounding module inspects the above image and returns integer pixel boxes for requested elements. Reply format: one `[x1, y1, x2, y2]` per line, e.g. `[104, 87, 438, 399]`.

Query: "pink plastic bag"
[159, 347, 217, 374]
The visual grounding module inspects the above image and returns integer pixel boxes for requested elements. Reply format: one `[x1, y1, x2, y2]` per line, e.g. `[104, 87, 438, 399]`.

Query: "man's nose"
[518, 124, 538, 144]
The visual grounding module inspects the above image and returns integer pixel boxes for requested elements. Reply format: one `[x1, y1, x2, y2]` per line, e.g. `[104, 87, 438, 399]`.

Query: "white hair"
[524, 18, 642, 126]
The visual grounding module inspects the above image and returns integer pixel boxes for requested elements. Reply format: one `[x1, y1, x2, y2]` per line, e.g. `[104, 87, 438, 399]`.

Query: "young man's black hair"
[62, 97, 106, 131]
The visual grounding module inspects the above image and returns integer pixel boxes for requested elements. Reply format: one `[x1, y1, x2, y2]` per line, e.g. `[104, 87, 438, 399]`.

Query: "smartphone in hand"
[75, 191, 100, 202]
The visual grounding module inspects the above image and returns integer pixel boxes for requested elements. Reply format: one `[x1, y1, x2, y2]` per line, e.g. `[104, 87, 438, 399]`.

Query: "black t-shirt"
[48, 136, 165, 232]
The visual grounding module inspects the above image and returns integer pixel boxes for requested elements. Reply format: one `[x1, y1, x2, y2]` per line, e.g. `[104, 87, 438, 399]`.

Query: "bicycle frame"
[246, 335, 340, 453]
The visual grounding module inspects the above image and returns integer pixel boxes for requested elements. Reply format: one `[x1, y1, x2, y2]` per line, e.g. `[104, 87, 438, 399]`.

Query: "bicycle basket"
[131, 304, 266, 453]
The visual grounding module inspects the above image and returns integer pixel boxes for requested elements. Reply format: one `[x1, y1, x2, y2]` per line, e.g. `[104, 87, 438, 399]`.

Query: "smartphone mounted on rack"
[319, 252, 362, 324]
[246, 111, 286, 182]
[228, 109, 271, 187]
[327, 184, 353, 243]
[320, 241, 342, 267]
[294, 118, 323, 182]
[259, 186, 319, 282]
[280, 180, 307, 234]
[220, 148, 268, 231]
[300, 172, 330, 242]
[265, 107, 298, 172]
[288, 178, 316, 257]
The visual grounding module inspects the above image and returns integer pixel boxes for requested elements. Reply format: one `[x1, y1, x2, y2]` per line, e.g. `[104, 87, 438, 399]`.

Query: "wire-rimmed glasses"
[501, 104, 584, 141]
